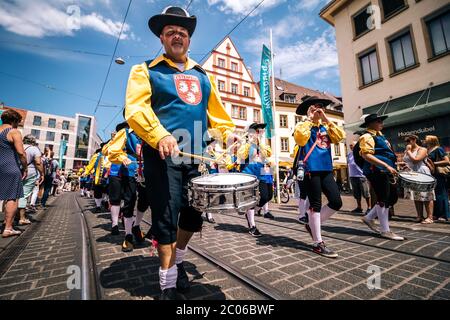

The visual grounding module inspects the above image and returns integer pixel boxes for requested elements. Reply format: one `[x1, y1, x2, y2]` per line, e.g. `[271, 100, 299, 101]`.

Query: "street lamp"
[115, 57, 125, 65]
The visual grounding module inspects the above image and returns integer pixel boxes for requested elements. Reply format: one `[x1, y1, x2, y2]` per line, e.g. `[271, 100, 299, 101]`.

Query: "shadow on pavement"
[214, 222, 311, 252]
[99, 257, 226, 300]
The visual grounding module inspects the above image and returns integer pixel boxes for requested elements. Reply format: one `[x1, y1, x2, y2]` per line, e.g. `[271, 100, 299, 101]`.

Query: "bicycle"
[274, 182, 290, 203]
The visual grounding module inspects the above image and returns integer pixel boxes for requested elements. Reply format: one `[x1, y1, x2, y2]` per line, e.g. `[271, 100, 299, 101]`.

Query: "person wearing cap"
[124, 6, 235, 299]
[103, 121, 148, 252]
[238, 122, 274, 237]
[359, 114, 404, 241]
[294, 95, 345, 258]
[17, 134, 44, 226]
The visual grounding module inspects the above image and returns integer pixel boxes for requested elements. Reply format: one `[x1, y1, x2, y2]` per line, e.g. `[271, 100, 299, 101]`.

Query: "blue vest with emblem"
[299, 125, 333, 173]
[147, 59, 210, 154]
[362, 134, 397, 176]
[241, 144, 266, 180]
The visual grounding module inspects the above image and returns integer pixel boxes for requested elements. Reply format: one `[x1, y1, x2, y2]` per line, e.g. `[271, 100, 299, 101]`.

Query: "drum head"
[399, 171, 435, 184]
[191, 173, 256, 186]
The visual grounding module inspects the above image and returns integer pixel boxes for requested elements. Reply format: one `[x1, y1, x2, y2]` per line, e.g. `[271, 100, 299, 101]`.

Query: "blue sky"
[0, 0, 340, 140]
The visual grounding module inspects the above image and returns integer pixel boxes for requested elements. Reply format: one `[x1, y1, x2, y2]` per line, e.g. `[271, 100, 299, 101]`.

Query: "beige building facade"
[321, 0, 450, 153]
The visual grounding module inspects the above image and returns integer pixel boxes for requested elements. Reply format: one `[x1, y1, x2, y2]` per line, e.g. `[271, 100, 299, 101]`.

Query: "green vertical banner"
[260, 45, 274, 139]
[59, 139, 67, 168]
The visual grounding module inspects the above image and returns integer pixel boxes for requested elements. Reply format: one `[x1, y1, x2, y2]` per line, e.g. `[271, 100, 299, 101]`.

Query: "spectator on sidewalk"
[0, 109, 27, 238]
[425, 135, 450, 221]
[399, 135, 435, 223]
[348, 141, 371, 214]
[17, 135, 44, 225]
[41, 150, 59, 207]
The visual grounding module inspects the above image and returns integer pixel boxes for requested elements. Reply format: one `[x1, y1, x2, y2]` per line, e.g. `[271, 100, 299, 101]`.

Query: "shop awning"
[345, 81, 450, 132]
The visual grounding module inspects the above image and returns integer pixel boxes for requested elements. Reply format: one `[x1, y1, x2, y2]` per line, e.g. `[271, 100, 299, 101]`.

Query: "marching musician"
[83, 143, 110, 213]
[105, 120, 148, 252]
[359, 114, 404, 241]
[294, 95, 345, 258]
[238, 122, 274, 237]
[124, 6, 235, 299]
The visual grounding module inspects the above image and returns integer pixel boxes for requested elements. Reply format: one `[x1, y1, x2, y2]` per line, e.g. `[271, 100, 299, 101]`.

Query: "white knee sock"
[320, 205, 336, 223]
[175, 247, 188, 265]
[80, 189, 84, 196]
[159, 265, 177, 291]
[298, 199, 306, 218]
[111, 205, 120, 227]
[246, 209, 256, 228]
[94, 198, 102, 208]
[309, 210, 322, 244]
[103, 194, 108, 202]
[263, 202, 269, 213]
[124, 217, 134, 235]
[365, 205, 378, 221]
[206, 212, 213, 220]
[135, 210, 145, 227]
[377, 206, 390, 233]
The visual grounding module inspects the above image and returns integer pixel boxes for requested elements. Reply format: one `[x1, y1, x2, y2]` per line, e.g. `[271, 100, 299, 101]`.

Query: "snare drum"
[189, 173, 260, 213]
[398, 171, 436, 192]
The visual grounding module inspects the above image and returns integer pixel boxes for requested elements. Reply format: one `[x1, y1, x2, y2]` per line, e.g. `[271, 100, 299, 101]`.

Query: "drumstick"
[178, 151, 216, 163]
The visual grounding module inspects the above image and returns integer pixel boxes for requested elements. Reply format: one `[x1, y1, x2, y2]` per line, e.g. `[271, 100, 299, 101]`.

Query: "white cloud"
[295, 0, 327, 11]
[0, 0, 133, 39]
[207, 0, 285, 15]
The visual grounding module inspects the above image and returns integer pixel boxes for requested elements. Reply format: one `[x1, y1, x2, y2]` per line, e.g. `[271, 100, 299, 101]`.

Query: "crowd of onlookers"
[347, 134, 450, 222]
[0, 109, 78, 238]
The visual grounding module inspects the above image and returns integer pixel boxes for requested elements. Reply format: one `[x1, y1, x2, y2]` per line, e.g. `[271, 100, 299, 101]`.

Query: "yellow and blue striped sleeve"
[84, 153, 98, 175]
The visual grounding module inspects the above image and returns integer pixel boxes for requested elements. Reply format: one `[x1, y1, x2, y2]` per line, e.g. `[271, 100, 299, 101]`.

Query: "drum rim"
[190, 173, 258, 186]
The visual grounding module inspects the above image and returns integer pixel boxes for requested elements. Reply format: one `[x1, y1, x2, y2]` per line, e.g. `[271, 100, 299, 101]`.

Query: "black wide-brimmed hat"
[359, 113, 388, 128]
[296, 95, 332, 115]
[115, 121, 129, 132]
[148, 6, 197, 37]
[248, 122, 267, 131]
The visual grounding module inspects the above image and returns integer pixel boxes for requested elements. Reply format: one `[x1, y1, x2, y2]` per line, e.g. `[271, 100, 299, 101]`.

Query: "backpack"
[43, 158, 54, 177]
[353, 131, 372, 169]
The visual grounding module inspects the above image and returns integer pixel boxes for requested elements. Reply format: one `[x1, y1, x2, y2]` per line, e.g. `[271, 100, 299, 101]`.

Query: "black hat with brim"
[359, 114, 388, 128]
[115, 121, 129, 132]
[149, 6, 197, 37]
[296, 95, 332, 115]
[249, 122, 267, 131]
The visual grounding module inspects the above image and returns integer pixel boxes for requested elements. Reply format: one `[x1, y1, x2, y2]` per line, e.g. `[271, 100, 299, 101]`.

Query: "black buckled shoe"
[111, 225, 120, 236]
[122, 234, 134, 252]
[132, 225, 145, 244]
[263, 212, 275, 219]
[160, 287, 178, 300]
[176, 263, 190, 293]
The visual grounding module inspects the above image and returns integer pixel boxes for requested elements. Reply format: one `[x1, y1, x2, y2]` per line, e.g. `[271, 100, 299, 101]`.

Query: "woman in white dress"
[400, 135, 435, 223]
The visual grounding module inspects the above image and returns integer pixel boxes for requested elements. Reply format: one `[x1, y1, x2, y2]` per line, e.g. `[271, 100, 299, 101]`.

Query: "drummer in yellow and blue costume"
[124, 6, 236, 299]
[84, 143, 111, 213]
[238, 122, 275, 237]
[359, 114, 404, 241]
[104, 120, 149, 252]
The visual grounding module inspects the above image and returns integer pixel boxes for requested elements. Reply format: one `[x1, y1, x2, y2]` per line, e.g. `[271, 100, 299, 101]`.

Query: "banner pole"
[270, 29, 281, 204]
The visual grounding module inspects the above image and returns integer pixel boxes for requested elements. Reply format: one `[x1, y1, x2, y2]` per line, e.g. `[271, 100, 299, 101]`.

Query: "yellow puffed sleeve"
[325, 121, 346, 144]
[124, 62, 171, 149]
[107, 129, 128, 164]
[359, 133, 375, 155]
[84, 153, 98, 176]
[259, 143, 272, 158]
[237, 143, 250, 161]
[294, 121, 314, 147]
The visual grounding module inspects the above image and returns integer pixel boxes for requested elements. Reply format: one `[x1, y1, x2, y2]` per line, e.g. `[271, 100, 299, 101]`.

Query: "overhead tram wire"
[0, 41, 110, 57]
[94, 0, 133, 115]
